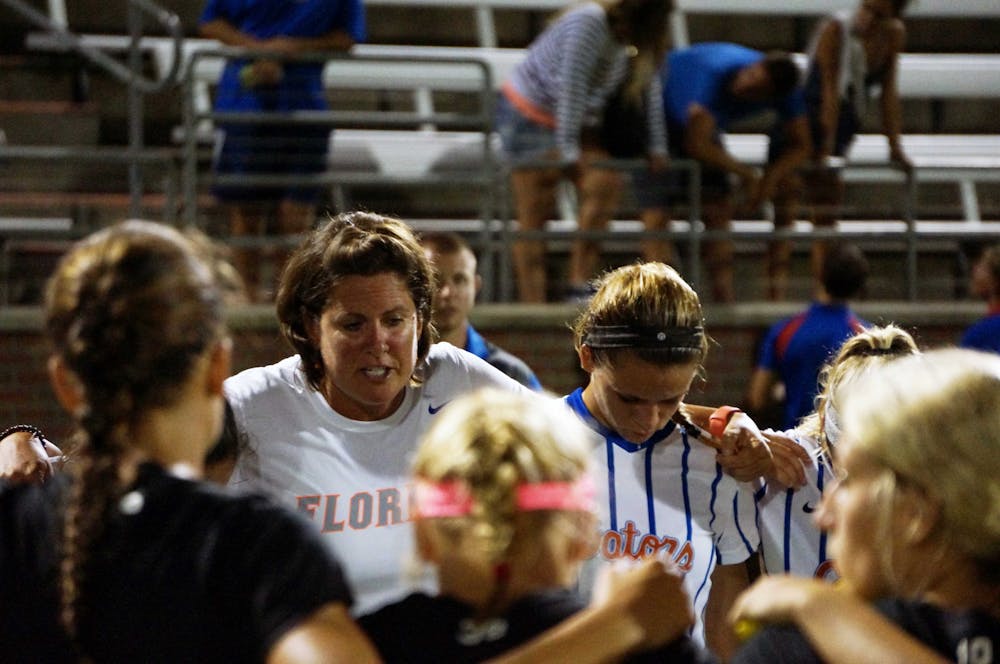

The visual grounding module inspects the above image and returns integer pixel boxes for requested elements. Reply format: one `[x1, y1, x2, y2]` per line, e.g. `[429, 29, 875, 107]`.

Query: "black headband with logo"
[583, 324, 704, 350]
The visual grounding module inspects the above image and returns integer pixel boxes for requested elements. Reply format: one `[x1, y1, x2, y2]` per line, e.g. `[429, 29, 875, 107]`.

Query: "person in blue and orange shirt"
[961, 244, 1000, 354]
[748, 242, 869, 430]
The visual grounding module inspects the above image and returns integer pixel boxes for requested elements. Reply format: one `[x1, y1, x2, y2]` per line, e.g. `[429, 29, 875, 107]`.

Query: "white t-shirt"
[755, 430, 838, 580]
[564, 389, 759, 649]
[224, 343, 535, 615]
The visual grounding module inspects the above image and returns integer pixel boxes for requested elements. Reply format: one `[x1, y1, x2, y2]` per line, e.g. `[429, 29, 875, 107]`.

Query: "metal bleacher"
[3, 0, 999, 303]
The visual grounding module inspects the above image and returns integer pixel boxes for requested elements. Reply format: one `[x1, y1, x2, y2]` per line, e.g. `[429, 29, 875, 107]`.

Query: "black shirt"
[360, 588, 715, 663]
[0, 463, 352, 663]
[732, 597, 1000, 664]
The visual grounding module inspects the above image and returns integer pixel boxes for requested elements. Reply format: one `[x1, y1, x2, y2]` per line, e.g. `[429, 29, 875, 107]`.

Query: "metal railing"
[499, 158, 931, 301]
[179, 47, 502, 297]
[0, 0, 183, 218]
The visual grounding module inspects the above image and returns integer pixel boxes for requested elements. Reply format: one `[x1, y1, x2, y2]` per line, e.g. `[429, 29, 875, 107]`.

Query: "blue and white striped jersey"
[564, 388, 759, 648]
[755, 430, 838, 581]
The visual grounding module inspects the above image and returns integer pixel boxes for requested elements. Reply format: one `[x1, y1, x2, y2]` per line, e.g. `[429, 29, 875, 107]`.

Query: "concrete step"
[0, 53, 88, 102]
[0, 100, 99, 145]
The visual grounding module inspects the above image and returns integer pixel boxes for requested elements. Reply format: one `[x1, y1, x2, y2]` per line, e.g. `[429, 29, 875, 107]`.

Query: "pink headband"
[413, 475, 595, 519]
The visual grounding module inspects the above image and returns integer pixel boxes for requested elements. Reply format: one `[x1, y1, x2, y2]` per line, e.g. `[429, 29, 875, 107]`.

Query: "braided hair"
[43, 220, 223, 645]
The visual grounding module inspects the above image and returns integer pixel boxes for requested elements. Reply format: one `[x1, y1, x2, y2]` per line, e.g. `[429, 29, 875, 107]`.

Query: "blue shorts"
[211, 121, 330, 204]
[494, 94, 557, 166]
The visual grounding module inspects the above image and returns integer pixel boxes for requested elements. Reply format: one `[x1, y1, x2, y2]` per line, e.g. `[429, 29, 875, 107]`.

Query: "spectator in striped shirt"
[495, 0, 672, 303]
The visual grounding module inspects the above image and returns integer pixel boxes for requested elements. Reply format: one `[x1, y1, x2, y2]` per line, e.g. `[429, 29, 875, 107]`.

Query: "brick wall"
[1, 302, 983, 445]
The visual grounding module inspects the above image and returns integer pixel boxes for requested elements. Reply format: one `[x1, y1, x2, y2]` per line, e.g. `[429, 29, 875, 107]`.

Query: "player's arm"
[268, 602, 381, 664]
[705, 562, 750, 662]
[746, 367, 776, 413]
[729, 576, 950, 664]
[487, 557, 698, 664]
[679, 405, 807, 485]
[679, 403, 761, 454]
[758, 115, 810, 206]
[0, 425, 63, 485]
[204, 398, 239, 485]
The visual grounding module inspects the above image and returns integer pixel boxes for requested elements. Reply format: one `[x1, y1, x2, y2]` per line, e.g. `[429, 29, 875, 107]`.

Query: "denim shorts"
[494, 93, 558, 166]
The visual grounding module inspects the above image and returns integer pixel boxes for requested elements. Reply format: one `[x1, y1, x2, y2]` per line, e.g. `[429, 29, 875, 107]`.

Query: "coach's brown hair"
[276, 211, 436, 390]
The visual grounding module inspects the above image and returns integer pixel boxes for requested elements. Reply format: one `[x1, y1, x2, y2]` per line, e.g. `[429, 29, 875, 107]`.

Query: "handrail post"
[904, 169, 918, 301]
[127, 0, 144, 218]
[182, 52, 200, 226]
[46, 0, 66, 28]
[476, 59, 497, 301]
[687, 160, 702, 293]
[1, 0, 184, 223]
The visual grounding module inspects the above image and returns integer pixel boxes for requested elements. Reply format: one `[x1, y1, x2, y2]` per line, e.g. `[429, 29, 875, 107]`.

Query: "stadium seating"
[6, 0, 1000, 302]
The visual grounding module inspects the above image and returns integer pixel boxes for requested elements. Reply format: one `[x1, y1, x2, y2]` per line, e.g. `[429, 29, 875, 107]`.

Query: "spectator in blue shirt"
[961, 244, 1000, 354]
[634, 43, 811, 302]
[199, 0, 366, 301]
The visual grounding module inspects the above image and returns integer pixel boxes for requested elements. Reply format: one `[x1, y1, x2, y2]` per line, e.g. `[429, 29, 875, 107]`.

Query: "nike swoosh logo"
[802, 502, 816, 513]
[428, 401, 450, 414]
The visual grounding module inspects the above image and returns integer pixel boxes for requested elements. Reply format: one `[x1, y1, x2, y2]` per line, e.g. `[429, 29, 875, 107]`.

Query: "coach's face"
[580, 348, 697, 444]
[307, 272, 420, 421]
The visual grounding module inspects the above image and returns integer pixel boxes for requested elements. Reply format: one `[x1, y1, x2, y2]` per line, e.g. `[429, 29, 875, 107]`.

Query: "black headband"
[583, 324, 704, 350]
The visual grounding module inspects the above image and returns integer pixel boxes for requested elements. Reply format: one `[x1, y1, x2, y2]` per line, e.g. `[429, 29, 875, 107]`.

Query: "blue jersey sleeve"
[756, 319, 786, 371]
[960, 317, 1000, 353]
